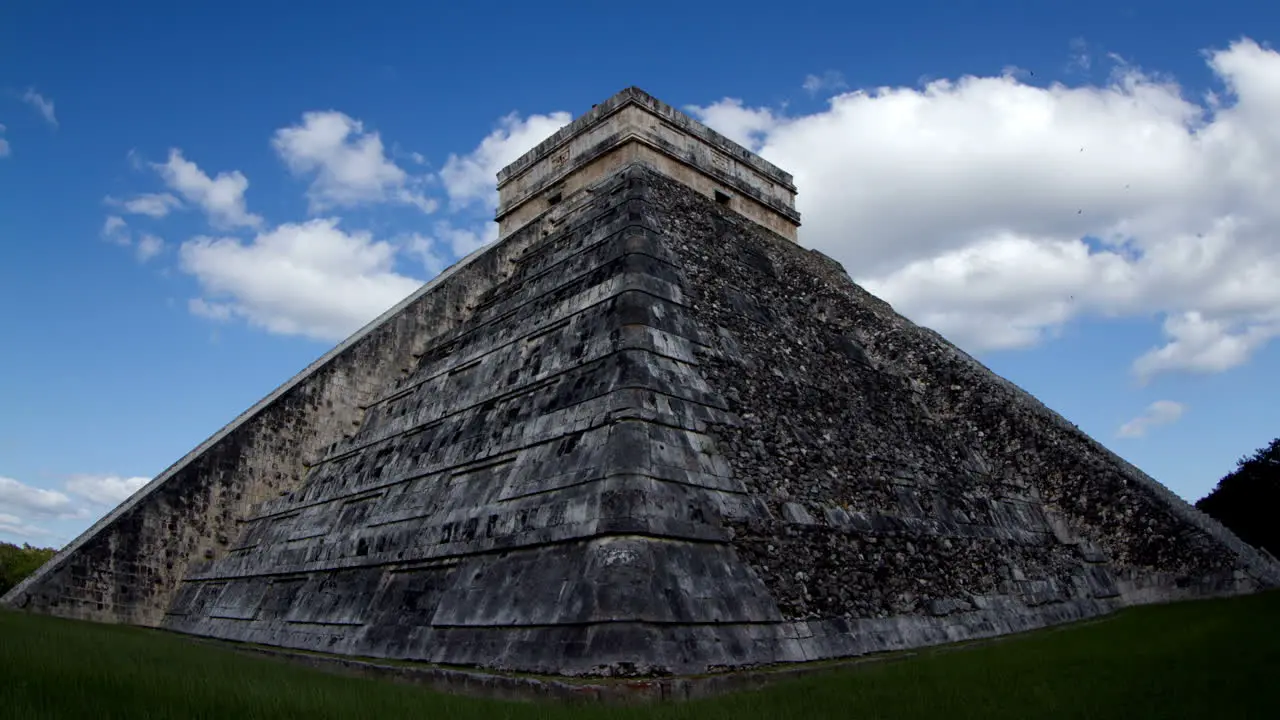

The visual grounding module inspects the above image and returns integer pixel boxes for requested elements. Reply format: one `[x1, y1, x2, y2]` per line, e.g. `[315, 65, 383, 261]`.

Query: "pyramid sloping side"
[1, 214, 557, 625]
[26, 160, 1275, 678]
[159, 163, 1278, 677]
[635, 169, 1280, 616]
[165, 164, 1276, 677]
[161, 170, 790, 675]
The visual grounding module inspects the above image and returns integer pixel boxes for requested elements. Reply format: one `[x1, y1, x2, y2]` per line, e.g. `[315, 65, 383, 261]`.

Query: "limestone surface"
[5, 160, 1277, 679]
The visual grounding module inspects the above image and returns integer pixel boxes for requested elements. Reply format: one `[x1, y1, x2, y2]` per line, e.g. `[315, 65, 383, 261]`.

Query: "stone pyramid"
[5, 88, 1277, 680]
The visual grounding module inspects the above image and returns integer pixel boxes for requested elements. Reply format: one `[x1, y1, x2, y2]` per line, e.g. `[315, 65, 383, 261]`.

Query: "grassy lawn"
[2, 591, 1277, 719]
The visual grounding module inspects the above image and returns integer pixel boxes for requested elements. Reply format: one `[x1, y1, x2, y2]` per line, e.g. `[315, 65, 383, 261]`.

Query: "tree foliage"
[1195, 437, 1280, 558]
[0, 542, 58, 596]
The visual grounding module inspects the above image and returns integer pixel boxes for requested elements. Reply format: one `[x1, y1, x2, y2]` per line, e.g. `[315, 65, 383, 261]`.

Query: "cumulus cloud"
[189, 297, 233, 322]
[135, 233, 164, 262]
[1067, 38, 1094, 74]
[404, 222, 499, 276]
[176, 106, 565, 340]
[687, 38, 1280, 380]
[101, 215, 129, 246]
[64, 475, 149, 506]
[803, 71, 848, 96]
[179, 218, 424, 341]
[0, 473, 151, 542]
[22, 88, 57, 127]
[0, 512, 55, 540]
[273, 111, 436, 213]
[113, 192, 182, 218]
[1133, 312, 1280, 381]
[154, 149, 262, 229]
[0, 476, 74, 517]
[439, 111, 572, 210]
[684, 98, 780, 150]
[1118, 400, 1186, 438]
[101, 216, 163, 261]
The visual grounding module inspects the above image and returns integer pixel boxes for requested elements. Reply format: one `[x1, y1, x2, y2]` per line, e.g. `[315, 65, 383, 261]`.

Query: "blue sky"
[1, 0, 1277, 546]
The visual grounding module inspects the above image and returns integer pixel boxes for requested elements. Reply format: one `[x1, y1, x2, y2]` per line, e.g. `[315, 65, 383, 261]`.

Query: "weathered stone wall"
[159, 168, 789, 676]
[0, 215, 549, 625]
[496, 87, 800, 242]
[497, 140, 801, 243]
[145, 164, 1277, 680]
[9, 161, 1275, 683]
[498, 87, 796, 204]
[641, 169, 1280, 622]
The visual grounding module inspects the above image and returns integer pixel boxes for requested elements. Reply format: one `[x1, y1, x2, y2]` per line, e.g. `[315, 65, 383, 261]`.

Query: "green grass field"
[3, 591, 1277, 720]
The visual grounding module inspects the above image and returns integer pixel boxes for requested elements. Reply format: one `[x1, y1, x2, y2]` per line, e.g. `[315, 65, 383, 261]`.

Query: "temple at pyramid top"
[495, 86, 801, 241]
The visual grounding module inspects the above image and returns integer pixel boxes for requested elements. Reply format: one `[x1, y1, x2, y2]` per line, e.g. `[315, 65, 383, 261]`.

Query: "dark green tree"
[0, 542, 58, 596]
[1196, 437, 1280, 558]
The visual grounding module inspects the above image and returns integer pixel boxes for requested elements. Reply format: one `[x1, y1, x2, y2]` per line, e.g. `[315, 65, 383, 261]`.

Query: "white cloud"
[402, 234, 447, 277]
[0, 476, 74, 517]
[272, 111, 436, 213]
[135, 233, 164, 262]
[115, 192, 182, 218]
[22, 88, 57, 128]
[189, 297, 233, 322]
[1118, 400, 1187, 438]
[179, 218, 424, 341]
[64, 475, 149, 506]
[439, 111, 572, 210]
[174, 108, 567, 340]
[0, 513, 54, 541]
[1067, 38, 1093, 74]
[684, 98, 779, 150]
[154, 149, 262, 229]
[101, 215, 129, 246]
[0, 473, 150, 542]
[430, 221, 497, 259]
[687, 38, 1280, 380]
[103, 216, 127, 234]
[803, 71, 848, 96]
[101, 216, 161, 262]
[1133, 311, 1280, 381]
[0, 123, 9, 157]
[404, 222, 499, 276]
[861, 233, 1134, 350]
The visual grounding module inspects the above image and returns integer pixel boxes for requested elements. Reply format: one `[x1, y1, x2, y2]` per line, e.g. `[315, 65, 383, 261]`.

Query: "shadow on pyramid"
[6, 88, 1277, 683]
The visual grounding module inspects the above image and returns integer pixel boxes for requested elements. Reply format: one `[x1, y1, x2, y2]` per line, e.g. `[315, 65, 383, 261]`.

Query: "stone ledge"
[187, 605, 1131, 705]
[497, 87, 795, 189]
